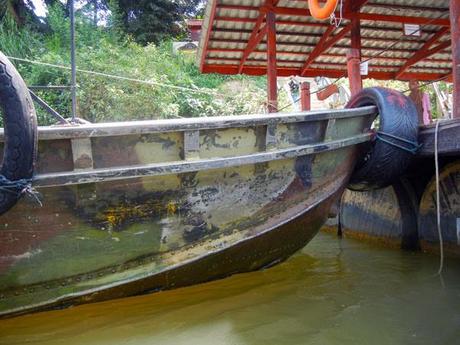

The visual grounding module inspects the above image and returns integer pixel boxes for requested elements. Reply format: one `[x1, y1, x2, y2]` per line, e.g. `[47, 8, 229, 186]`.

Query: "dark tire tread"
[0, 51, 38, 214]
[346, 87, 419, 191]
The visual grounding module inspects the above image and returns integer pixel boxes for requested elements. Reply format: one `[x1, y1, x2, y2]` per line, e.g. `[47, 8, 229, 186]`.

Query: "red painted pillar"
[266, 10, 278, 113]
[300, 82, 311, 111]
[347, 49, 363, 97]
[450, 0, 460, 119]
[409, 80, 424, 124]
[350, 17, 361, 56]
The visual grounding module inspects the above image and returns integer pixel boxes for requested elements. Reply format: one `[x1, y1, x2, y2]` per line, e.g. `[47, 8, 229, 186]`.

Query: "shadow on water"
[1, 232, 460, 345]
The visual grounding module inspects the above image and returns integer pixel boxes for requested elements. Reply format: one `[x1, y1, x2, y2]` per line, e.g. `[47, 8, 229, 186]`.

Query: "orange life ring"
[308, 0, 338, 20]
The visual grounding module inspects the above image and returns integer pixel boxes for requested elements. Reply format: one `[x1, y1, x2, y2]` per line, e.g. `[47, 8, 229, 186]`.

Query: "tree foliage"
[0, 0, 49, 31]
[115, 0, 203, 44]
[0, 2, 281, 125]
[3, 0, 203, 44]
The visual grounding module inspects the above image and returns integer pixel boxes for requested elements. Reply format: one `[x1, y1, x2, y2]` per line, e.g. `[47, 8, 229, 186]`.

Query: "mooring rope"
[330, 0, 344, 28]
[0, 175, 42, 207]
[6, 56, 219, 96]
[434, 120, 444, 276]
[375, 131, 421, 154]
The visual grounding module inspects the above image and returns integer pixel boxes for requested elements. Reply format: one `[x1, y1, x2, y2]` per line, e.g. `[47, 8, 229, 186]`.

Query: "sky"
[30, 0, 47, 17]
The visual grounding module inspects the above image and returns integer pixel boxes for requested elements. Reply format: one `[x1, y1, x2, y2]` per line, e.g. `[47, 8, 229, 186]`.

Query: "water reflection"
[1, 232, 459, 345]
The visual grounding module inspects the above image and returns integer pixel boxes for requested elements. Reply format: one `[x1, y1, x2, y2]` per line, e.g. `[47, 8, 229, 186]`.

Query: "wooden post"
[450, 0, 460, 119]
[409, 80, 424, 124]
[350, 17, 361, 56]
[347, 49, 363, 97]
[267, 10, 278, 113]
[300, 82, 311, 111]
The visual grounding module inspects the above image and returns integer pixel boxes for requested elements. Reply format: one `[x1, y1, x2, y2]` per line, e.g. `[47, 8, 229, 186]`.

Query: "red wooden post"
[300, 82, 311, 111]
[351, 17, 361, 56]
[409, 80, 424, 124]
[347, 48, 363, 97]
[267, 10, 278, 113]
[450, 0, 460, 119]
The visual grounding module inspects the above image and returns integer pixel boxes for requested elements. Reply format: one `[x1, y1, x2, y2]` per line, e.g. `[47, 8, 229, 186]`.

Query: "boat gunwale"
[0, 106, 377, 141]
[33, 132, 373, 188]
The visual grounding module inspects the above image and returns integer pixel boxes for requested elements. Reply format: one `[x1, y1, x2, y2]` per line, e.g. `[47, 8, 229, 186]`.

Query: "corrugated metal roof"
[198, 0, 452, 81]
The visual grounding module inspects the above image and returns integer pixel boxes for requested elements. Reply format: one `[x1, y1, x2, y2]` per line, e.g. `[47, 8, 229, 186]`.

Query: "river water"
[1, 232, 459, 345]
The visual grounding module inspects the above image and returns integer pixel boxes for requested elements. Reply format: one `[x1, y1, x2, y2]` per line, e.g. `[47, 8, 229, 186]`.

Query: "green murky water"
[1, 232, 460, 345]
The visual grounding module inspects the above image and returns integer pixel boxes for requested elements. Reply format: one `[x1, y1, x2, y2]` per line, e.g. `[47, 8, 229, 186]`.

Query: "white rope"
[6, 55, 219, 96]
[434, 119, 444, 276]
[330, 0, 344, 28]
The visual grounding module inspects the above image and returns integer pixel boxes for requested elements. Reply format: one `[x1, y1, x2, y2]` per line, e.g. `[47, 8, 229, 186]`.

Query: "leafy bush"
[0, 4, 288, 125]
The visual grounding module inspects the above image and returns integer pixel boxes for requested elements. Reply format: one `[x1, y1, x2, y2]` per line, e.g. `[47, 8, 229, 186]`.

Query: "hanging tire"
[346, 87, 419, 191]
[0, 51, 38, 214]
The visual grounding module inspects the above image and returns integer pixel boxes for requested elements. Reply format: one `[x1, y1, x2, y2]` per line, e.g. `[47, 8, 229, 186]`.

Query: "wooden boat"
[0, 105, 379, 317]
[0, 52, 422, 318]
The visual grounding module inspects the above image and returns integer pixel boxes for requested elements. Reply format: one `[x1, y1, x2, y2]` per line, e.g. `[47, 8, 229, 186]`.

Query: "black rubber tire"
[346, 87, 419, 191]
[0, 51, 38, 214]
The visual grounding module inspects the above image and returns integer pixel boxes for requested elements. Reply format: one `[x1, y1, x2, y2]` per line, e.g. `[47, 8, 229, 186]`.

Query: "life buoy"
[0, 51, 38, 214]
[308, 0, 338, 20]
[346, 87, 419, 191]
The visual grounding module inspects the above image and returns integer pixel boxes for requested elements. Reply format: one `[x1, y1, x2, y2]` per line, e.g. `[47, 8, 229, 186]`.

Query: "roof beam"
[366, 2, 449, 13]
[203, 64, 448, 81]
[395, 27, 451, 78]
[237, 0, 279, 74]
[344, 0, 369, 15]
[208, 52, 452, 65]
[300, 23, 353, 76]
[199, 0, 218, 72]
[207, 37, 453, 58]
[211, 34, 443, 47]
[238, 24, 268, 73]
[215, 5, 450, 27]
[214, 24, 441, 37]
[208, 58, 451, 73]
[355, 13, 450, 27]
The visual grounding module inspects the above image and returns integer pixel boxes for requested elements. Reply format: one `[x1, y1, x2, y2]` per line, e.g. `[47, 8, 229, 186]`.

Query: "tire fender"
[0, 51, 38, 214]
[346, 87, 419, 191]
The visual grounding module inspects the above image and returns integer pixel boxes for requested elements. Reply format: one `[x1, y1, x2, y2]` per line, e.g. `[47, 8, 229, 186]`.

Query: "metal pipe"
[69, 0, 77, 122]
[450, 0, 460, 119]
[29, 86, 72, 91]
[266, 10, 278, 113]
[29, 90, 70, 125]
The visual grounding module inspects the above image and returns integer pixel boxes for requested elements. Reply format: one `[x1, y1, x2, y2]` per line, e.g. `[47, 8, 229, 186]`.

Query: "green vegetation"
[0, 2, 288, 125]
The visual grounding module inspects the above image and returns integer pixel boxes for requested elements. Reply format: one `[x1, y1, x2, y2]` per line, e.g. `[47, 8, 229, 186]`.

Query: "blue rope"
[376, 131, 422, 155]
[0, 175, 42, 206]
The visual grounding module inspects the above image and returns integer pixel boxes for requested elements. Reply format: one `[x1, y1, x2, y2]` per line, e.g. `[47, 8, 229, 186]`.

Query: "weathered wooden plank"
[418, 119, 460, 156]
[183, 130, 200, 160]
[324, 119, 337, 141]
[71, 138, 94, 170]
[33, 133, 373, 188]
[0, 107, 377, 141]
[265, 123, 277, 150]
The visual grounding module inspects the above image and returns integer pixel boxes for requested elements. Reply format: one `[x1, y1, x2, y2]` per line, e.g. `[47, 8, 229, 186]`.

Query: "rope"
[6, 56, 219, 96]
[276, 77, 345, 112]
[434, 120, 444, 276]
[330, 0, 344, 28]
[401, 75, 451, 94]
[0, 175, 42, 207]
[375, 131, 421, 154]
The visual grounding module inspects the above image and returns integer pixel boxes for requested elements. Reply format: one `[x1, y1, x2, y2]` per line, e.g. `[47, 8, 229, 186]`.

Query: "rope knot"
[0, 175, 42, 207]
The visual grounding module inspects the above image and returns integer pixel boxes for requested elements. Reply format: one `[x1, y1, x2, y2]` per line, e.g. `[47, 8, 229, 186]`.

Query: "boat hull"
[0, 108, 376, 317]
